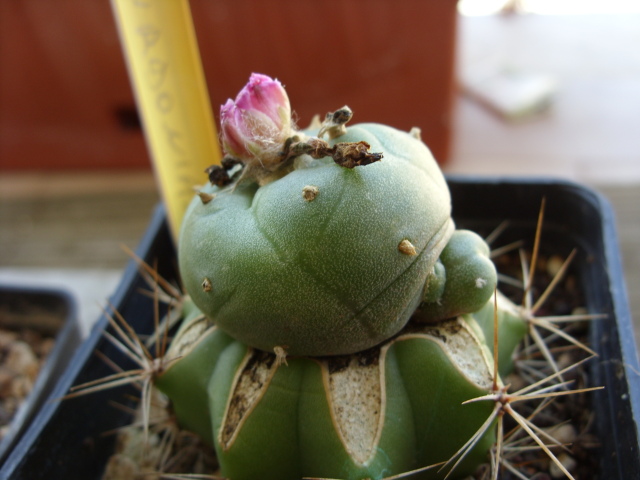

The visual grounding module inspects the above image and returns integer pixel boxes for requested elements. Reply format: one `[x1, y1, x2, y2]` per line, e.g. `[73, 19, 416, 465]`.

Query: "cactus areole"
[178, 73, 497, 357]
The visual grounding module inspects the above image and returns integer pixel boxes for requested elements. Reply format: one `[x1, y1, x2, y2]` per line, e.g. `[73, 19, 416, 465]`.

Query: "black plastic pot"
[1, 178, 637, 479]
[0, 286, 80, 466]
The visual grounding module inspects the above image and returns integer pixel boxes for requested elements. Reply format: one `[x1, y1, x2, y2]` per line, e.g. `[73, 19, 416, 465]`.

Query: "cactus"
[160, 73, 521, 479]
[69, 74, 602, 480]
[179, 74, 497, 358]
[155, 300, 497, 480]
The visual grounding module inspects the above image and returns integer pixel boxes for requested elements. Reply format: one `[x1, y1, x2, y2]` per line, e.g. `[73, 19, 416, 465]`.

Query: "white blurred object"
[460, 66, 558, 121]
[458, 0, 512, 16]
[459, 0, 640, 16]
[523, 0, 640, 15]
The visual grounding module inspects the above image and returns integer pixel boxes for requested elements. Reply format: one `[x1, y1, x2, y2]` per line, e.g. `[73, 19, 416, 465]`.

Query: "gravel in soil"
[0, 328, 55, 439]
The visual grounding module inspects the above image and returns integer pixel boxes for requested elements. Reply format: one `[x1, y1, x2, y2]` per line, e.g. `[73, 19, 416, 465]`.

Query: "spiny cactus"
[69, 74, 601, 480]
[162, 73, 527, 479]
[155, 301, 497, 480]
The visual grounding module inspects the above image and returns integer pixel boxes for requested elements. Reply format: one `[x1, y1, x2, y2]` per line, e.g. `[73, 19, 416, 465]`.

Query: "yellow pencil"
[111, 0, 221, 243]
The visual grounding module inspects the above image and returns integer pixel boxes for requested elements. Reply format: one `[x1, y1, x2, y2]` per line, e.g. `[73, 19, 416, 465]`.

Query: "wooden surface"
[0, 173, 159, 269]
[447, 13, 640, 184]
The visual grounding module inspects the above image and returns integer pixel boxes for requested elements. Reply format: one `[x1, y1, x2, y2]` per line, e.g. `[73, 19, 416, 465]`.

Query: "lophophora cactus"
[100, 74, 598, 480]
[178, 73, 498, 358]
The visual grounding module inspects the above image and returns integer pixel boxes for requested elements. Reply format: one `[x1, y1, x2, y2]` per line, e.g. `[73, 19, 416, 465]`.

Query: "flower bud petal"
[220, 100, 249, 158]
[219, 73, 293, 167]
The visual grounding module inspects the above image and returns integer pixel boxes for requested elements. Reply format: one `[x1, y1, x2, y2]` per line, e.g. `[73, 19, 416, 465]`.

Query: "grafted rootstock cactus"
[472, 290, 530, 377]
[179, 73, 498, 357]
[161, 74, 534, 479]
[156, 300, 498, 480]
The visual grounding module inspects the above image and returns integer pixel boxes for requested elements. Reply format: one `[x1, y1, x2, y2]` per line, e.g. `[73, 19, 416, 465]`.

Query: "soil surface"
[0, 328, 55, 439]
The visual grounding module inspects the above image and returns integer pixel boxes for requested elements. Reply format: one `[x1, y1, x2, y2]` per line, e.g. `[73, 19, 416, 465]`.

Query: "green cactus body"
[157, 313, 497, 480]
[169, 91, 511, 478]
[471, 290, 529, 377]
[415, 229, 497, 323]
[179, 123, 455, 356]
[155, 303, 235, 445]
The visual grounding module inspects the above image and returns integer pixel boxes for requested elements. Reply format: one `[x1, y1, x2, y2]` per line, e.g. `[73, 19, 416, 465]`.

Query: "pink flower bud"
[220, 73, 293, 168]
